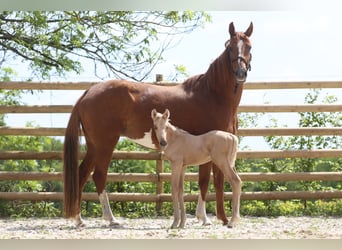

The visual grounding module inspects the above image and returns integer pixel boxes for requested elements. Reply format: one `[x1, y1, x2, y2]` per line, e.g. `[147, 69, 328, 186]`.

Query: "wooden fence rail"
[1, 104, 342, 114]
[1, 80, 342, 207]
[2, 127, 342, 137]
[1, 149, 342, 160]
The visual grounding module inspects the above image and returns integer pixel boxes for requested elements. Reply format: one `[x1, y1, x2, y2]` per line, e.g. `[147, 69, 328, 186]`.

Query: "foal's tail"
[63, 94, 85, 218]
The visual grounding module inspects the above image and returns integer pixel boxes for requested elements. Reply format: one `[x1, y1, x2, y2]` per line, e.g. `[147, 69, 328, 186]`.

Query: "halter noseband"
[226, 40, 252, 93]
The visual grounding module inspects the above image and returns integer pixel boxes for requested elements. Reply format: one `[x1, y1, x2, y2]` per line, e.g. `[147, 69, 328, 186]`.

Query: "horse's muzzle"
[235, 68, 248, 83]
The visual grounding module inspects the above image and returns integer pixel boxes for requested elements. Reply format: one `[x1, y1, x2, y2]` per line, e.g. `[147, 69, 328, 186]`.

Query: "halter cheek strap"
[226, 43, 252, 94]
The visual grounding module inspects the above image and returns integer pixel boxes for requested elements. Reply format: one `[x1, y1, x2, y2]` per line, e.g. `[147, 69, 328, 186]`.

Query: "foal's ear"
[163, 109, 170, 119]
[151, 109, 157, 119]
[244, 22, 253, 37]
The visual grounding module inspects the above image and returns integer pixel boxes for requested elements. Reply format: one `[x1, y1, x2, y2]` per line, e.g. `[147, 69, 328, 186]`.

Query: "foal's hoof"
[227, 218, 239, 228]
[75, 221, 86, 228]
[109, 219, 123, 228]
[74, 219, 86, 228]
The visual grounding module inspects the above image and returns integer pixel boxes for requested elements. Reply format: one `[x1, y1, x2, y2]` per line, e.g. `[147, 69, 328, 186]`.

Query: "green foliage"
[0, 126, 64, 218]
[0, 11, 210, 80]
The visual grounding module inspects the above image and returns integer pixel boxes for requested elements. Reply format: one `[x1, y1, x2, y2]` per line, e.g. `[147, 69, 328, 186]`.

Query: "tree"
[0, 11, 210, 81]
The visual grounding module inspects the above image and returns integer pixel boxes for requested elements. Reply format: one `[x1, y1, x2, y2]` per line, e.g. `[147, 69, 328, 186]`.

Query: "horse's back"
[204, 130, 238, 153]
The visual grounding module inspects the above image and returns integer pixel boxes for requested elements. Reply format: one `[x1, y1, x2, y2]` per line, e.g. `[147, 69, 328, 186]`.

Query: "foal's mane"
[166, 119, 189, 136]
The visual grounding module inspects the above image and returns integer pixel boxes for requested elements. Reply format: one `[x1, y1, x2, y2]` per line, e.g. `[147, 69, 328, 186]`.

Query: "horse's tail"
[63, 93, 85, 218]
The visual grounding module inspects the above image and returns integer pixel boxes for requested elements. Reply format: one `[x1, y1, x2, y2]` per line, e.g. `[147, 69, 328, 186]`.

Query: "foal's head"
[225, 22, 253, 84]
[151, 109, 170, 149]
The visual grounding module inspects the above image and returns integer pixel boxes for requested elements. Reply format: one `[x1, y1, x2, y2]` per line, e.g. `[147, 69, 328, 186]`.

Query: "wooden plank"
[0, 149, 341, 160]
[1, 190, 342, 202]
[0, 81, 98, 90]
[0, 151, 162, 160]
[243, 81, 342, 90]
[238, 127, 342, 136]
[2, 126, 342, 136]
[2, 104, 342, 114]
[1, 81, 342, 90]
[238, 149, 342, 159]
[1, 171, 341, 182]
[238, 104, 342, 113]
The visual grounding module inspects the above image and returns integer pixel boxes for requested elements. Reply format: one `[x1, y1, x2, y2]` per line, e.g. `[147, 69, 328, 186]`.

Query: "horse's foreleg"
[196, 162, 212, 225]
[212, 164, 229, 225]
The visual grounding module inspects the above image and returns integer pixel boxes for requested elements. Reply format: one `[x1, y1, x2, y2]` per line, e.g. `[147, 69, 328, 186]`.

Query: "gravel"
[1, 215, 341, 239]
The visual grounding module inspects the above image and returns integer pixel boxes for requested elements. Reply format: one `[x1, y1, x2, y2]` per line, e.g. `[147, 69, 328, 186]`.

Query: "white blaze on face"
[237, 40, 243, 58]
[128, 129, 156, 149]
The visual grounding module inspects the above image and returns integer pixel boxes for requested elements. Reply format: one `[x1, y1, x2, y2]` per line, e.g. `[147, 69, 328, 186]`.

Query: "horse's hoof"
[197, 215, 212, 226]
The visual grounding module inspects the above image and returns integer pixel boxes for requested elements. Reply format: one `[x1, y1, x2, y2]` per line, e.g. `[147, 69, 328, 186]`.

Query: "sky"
[4, 11, 342, 150]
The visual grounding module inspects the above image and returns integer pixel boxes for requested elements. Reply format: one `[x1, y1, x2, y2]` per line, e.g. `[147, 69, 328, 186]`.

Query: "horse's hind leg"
[92, 138, 121, 227]
[213, 165, 229, 225]
[196, 162, 212, 225]
[75, 149, 96, 227]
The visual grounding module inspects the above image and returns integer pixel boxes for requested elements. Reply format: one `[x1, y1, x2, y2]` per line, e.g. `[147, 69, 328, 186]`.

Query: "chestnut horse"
[151, 109, 240, 229]
[63, 22, 253, 227]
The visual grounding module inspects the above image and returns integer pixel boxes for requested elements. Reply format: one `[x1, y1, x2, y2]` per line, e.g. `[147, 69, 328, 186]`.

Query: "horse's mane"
[182, 48, 231, 94]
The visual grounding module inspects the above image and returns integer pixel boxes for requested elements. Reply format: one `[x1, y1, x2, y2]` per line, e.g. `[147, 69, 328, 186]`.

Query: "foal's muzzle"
[159, 140, 167, 147]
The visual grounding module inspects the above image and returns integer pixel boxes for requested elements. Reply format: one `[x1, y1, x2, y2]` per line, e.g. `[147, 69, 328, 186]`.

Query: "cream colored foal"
[151, 109, 241, 229]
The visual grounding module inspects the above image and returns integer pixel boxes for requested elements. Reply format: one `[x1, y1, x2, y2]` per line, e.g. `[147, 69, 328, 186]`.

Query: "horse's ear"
[244, 22, 253, 37]
[229, 22, 235, 37]
[151, 109, 157, 119]
[163, 109, 170, 119]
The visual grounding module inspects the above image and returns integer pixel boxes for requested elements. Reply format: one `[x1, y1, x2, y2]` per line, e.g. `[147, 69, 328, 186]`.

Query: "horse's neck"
[182, 49, 243, 103]
[206, 51, 243, 106]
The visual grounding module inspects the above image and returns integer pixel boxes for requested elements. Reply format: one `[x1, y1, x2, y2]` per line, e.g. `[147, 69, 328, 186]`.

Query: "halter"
[226, 40, 252, 93]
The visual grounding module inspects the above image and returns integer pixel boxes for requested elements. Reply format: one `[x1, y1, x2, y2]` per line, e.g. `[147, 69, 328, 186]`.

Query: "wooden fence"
[1, 80, 342, 209]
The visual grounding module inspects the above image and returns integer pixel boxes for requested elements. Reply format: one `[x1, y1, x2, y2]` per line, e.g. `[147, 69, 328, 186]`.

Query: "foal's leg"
[179, 167, 187, 228]
[196, 162, 212, 225]
[223, 164, 241, 228]
[171, 163, 182, 229]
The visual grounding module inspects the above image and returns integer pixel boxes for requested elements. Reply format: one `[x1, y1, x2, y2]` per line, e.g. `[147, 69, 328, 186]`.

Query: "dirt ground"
[1, 214, 341, 239]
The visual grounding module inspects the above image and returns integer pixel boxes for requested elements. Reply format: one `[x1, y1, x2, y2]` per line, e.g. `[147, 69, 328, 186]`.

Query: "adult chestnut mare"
[63, 22, 253, 227]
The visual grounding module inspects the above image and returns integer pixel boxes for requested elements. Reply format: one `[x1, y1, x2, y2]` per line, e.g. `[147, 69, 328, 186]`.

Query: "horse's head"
[225, 22, 253, 84]
[151, 109, 170, 150]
